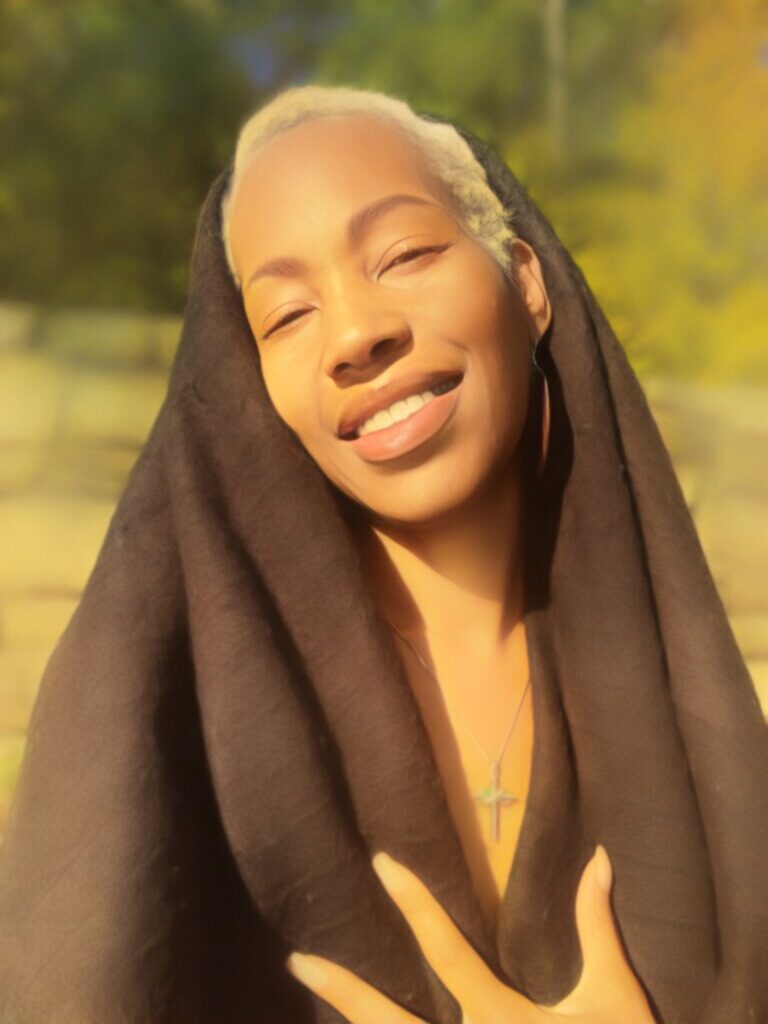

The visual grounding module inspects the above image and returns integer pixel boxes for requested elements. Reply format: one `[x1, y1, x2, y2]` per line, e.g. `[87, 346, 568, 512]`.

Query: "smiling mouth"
[339, 373, 463, 441]
[339, 372, 464, 464]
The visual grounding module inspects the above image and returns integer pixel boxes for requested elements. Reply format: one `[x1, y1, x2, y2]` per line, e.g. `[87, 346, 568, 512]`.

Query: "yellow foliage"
[547, 0, 768, 382]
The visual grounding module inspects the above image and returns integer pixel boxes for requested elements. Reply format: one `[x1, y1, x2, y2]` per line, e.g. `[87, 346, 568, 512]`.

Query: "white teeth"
[358, 389, 437, 436]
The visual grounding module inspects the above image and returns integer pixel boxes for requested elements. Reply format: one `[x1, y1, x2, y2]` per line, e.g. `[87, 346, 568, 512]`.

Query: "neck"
[354, 455, 525, 658]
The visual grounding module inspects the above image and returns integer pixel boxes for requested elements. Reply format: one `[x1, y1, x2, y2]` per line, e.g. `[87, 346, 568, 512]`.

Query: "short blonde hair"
[220, 84, 517, 289]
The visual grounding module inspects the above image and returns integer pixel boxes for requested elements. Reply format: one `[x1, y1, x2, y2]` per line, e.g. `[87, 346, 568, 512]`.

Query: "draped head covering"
[0, 106, 766, 1024]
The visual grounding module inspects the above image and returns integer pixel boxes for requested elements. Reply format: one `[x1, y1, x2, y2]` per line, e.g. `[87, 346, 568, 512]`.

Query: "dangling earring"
[538, 369, 550, 477]
[531, 339, 550, 478]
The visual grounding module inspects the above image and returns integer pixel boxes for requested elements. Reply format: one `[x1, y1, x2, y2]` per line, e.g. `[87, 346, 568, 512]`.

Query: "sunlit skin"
[229, 115, 654, 1021]
[287, 849, 656, 1024]
[229, 115, 542, 530]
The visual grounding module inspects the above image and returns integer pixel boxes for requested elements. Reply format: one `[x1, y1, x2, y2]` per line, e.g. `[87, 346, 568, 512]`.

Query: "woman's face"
[229, 114, 550, 527]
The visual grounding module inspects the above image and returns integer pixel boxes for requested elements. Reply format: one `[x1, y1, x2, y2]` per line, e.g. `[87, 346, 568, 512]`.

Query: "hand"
[286, 845, 656, 1023]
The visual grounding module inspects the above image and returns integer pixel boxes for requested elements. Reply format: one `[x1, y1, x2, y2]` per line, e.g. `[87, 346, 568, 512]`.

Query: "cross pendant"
[475, 761, 517, 842]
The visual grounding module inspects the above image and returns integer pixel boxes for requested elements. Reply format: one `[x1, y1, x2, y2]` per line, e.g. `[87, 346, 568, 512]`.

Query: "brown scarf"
[1, 119, 766, 1024]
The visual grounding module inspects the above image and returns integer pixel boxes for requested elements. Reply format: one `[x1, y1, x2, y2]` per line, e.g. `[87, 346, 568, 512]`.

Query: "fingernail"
[372, 851, 406, 894]
[594, 844, 613, 893]
[286, 952, 327, 990]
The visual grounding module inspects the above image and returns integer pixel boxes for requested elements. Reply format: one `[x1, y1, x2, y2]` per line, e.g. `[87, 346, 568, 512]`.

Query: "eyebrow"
[245, 193, 438, 290]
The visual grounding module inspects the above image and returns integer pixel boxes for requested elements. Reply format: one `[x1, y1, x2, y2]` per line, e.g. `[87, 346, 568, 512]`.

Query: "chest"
[394, 636, 535, 933]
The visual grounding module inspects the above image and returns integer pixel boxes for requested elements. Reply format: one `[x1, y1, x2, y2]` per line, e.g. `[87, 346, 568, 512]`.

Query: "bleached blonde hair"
[220, 84, 517, 289]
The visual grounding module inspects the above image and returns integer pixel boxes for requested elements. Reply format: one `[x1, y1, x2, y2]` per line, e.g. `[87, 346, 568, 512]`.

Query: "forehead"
[229, 114, 453, 268]
[237, 113, 442, 205]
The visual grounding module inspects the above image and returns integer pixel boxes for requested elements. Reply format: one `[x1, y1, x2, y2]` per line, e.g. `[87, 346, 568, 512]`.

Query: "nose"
[320, 287, 412, 383]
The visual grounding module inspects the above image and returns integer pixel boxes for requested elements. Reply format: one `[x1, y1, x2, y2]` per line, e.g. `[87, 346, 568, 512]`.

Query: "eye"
[264, 307, 311, 338]
[381, 243, 451, 274]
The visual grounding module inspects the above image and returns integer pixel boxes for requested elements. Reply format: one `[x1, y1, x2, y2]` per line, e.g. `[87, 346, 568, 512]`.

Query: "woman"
[0, 85, 765, 1024]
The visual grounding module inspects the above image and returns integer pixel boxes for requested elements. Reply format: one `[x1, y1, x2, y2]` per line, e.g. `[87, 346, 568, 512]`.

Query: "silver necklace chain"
[386, 620, 531, 842]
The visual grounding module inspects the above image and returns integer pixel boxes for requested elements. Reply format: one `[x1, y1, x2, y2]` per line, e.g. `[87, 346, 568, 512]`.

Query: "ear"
[509, 238, 552, 343]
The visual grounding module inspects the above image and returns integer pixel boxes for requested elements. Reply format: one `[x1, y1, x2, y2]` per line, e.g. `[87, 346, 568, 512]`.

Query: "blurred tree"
[562, 0, 768, 381]
[1, 0, 764, 384]
[0, 0, 680, 312]
[0, 0, 340, 311]
[0, 0, 247, 309]
[314, 0, 672, 180]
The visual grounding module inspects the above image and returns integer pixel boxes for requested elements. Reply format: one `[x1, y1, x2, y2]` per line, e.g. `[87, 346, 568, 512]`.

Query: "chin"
[309, 407, 526, 528]
[336, 452, 499, 530]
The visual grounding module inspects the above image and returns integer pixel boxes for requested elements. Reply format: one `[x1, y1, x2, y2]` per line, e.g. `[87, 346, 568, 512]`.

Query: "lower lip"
[343, 383, 462, 463]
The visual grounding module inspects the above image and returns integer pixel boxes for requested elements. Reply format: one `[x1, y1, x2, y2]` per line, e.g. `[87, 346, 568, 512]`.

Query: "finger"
[560, 846, 653, 1017]
[373, 852, 531, 1022]
[287, 952, 426, 1024]
[576, 845, 629, 982]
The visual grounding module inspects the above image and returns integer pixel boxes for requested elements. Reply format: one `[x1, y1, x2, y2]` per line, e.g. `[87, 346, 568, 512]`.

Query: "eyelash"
[382, 242, 450, 272]
[264, 243, 450, 337]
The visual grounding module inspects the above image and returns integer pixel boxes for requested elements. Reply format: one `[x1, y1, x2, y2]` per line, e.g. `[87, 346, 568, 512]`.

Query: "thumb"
[576, 845, 627, 978]
[560, 845, 643, 1012]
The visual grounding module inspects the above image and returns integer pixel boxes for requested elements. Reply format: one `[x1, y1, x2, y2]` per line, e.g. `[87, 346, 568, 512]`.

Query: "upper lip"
[336, 368, 464, 439]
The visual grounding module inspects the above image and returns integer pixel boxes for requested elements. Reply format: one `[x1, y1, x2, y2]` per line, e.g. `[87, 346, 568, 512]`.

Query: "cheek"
[246, 312, 310, 437]
[260, 362, 337, 473]
[462, 283, 529, 388]
[463, 295, 532, 453]
[259, 360, 311, 439]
